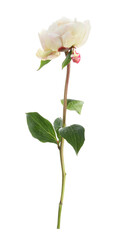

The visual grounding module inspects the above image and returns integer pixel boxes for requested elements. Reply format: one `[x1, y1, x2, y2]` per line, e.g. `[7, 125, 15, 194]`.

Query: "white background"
[0, 0, 131, 239]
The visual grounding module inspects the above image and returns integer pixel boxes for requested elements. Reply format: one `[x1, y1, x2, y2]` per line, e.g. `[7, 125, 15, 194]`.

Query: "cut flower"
[36, 17, 90, 61]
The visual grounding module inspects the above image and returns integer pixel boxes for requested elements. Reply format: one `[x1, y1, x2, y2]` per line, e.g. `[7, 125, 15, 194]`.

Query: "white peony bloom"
[36, 17, 90, 61]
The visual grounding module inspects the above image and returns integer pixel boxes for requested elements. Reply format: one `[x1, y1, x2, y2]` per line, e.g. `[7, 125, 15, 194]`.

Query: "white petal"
[62, 30, 76, 48]
[36, 48, 60, 60]
[39, 30, 62, 51]
[61, 20, 91, 48]
[45, 32, 62, 51]
[38, 30, 48, 50]
[36, 48, 46, 59]
[48, 17, 72, 32]
[46, 51, 60, 60]
[61, 22, 85, 48]
[70, 22, 87, 47]
[76, 20, 91, 47]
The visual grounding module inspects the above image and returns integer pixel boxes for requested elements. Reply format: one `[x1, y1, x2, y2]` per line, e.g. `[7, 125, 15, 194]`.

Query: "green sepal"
[62, 51, 72, 69]
[59, 124, 85, 154]
[61, 99, 84, 114]
[26, 112, 57, 144]
[37, 60, 51, 71]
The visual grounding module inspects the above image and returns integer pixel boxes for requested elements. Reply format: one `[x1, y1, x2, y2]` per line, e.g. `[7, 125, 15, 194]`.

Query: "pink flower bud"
[71, 50, 81, 63]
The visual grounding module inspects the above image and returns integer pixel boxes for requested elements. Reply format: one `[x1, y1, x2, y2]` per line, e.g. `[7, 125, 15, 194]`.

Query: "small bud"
[71, 50, 81, 63]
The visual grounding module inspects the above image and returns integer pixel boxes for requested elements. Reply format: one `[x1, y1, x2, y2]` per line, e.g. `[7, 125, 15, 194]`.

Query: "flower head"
[36, 17, 90, 62]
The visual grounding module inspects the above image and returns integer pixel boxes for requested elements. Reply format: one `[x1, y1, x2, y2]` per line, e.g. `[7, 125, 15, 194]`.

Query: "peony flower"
[36, 17, 90, 62]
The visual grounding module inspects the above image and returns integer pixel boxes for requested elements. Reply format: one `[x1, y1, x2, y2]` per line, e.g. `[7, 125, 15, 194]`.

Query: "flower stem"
[57, 62, 71, 229]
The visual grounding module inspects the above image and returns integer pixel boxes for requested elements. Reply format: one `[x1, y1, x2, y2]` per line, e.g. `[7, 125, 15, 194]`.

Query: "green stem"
[57, 62, 71, 229]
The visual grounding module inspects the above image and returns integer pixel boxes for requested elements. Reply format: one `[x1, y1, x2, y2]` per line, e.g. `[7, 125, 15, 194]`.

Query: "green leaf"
[53, 118, 63, 142]
[59, 124, 85, 154]
[62, 51, 72, 69]
[37, 60, 51, 71]
[26, 112, 57, 144]
[61, 99, 84, 114]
